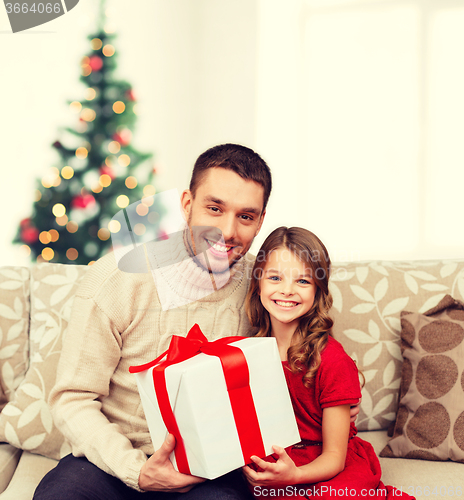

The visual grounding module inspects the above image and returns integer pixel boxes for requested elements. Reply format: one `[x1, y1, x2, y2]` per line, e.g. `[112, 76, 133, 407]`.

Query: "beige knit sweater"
[49, 244, 254, 490]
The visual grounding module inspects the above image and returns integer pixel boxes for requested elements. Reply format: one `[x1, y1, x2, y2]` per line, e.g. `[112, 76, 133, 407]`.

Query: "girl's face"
[259, 247, 317, 331]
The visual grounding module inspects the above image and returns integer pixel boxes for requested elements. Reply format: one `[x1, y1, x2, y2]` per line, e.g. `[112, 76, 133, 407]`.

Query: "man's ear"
[255, 210, 266, 236]
[180, 189, 193, 221]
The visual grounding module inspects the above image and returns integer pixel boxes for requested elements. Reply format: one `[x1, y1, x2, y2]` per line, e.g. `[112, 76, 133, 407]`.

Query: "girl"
[242, 227, 413, 500]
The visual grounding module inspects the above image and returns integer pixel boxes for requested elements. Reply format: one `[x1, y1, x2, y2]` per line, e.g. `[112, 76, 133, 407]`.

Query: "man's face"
[181, 167, 265, 274]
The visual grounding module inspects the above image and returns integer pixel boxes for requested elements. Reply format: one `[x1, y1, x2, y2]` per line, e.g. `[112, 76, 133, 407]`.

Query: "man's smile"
[205, 238, 236, 255]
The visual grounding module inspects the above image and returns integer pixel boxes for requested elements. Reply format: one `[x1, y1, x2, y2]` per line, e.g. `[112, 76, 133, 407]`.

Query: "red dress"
[250, 337, 414, 500]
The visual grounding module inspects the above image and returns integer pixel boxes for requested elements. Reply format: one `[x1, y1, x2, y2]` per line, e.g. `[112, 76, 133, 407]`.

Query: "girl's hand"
[242, 446, 301, 487]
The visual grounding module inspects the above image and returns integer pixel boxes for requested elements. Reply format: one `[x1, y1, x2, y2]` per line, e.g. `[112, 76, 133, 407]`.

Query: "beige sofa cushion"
[330, 260, 464, 431]
[380, 295, 464, 462]
[361, 431, 464, 494]
[0, 268, 30, 411]
[0, 263, 88, 459]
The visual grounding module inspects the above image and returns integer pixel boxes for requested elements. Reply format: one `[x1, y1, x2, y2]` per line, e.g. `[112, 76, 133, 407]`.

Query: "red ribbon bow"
[130, 324, 266, 474]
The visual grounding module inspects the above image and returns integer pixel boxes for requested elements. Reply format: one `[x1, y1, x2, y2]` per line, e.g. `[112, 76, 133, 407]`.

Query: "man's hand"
[350, 397, 362, 423]
[138, 434, 206, 492]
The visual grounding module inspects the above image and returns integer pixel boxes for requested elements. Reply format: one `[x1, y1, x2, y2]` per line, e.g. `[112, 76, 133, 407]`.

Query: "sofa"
[0, 258, 462, 499]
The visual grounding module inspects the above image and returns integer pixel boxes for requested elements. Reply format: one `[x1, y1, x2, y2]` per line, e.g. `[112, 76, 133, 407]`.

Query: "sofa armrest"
[0, 444, 21, 494]
[0, 451, 57, 499]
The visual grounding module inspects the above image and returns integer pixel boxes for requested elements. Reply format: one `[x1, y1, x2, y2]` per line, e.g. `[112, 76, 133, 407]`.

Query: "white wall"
[253, 0, 464, 261]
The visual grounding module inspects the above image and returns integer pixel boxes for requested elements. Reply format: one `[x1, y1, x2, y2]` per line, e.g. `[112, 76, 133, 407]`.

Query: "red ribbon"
[129, 324, 266, 475]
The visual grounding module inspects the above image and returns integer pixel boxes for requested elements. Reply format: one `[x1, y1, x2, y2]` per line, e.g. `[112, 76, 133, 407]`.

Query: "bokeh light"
[125, 176, 137, 189]
[70, 101, 82, 113]
[49, 229, 59, 242]
[66, 248, 79, 261]
[116, 195, 130, 208]
[108, 220, 121, 233]
[66, 221, 79, 233]
[136, 203, 149, 216]
[52, 203, 66, 217]
[104, 23, 116, 34]
[116, 127, 132, 145]
[108, 141, 121, 154]
[134, 223, 146, 236]
[81, 108, 96, 122]
[118, 154, 130, 167]
[84, 241, 99, 257]
[90, 38, 102, 50]
[98, 228, 110, 241]
[142, 196, 154, 207]
[39, 231, 51, 244]
[113, 101, 125, 114]
[143, 185, 156, 197]
[42, 167, 60, 188]
[20, 245, 31, 257]
[76, 147, 88, 159]
[102, 44, 115, 57]
[99, 174, 112, 187]
[85, 88, 97, 100]
[61, 166, 74, 179]
[42, 248, 54, 261]
[56, 215, 68, 226]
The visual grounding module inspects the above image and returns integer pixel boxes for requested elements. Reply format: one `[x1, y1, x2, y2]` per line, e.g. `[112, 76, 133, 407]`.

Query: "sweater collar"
[144, 228, 246, 309]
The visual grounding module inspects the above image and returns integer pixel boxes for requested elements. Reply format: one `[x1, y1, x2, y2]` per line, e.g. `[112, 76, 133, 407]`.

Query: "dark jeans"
[33, 454, 254, 500]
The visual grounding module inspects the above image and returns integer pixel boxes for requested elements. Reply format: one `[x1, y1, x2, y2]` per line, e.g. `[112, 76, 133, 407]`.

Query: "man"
[33, 144, 272, 500]
[34, 144, 359, 499]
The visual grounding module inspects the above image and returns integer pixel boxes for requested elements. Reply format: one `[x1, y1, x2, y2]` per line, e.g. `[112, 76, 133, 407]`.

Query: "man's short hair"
[189, 144, 272, 213]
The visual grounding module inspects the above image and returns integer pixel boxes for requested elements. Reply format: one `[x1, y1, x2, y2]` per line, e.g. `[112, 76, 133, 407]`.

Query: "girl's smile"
[274, 300, 299, 308]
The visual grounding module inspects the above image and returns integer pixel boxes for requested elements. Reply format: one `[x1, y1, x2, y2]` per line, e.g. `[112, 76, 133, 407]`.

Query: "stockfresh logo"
[3, 0, 79, 33]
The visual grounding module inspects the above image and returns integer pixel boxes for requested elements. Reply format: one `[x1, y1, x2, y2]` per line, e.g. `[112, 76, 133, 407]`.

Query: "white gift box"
[130, 333, 300, 480]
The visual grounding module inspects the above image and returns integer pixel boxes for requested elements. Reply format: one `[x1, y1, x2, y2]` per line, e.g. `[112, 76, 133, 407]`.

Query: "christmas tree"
[14, 3, 161, 265]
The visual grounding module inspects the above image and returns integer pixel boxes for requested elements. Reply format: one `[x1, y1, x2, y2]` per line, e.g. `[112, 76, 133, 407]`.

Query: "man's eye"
[209, 207, 220, 212]
[240, 214, 253, 221]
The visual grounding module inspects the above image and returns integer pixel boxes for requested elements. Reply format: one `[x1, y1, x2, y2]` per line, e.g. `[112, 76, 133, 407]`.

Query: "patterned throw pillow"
[0, 263, 89, 459]
[0, 267, 30, 409]
[329, 260, 464, 431]
[379, 294, 464, 462]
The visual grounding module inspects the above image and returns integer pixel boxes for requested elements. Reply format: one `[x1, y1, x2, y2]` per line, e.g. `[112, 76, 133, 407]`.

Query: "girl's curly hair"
[246, 226, 333, 387]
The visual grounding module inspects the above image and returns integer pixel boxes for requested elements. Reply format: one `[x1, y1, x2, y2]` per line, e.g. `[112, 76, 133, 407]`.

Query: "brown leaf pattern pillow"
[379, 294, 464, 462]
[329, 260, 464, 431]
[0, 263, 89, 459]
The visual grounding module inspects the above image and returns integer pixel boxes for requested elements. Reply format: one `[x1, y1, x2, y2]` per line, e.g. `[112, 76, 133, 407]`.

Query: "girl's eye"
[298, 279, 311, 285]
[269, 276, 281, 281]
